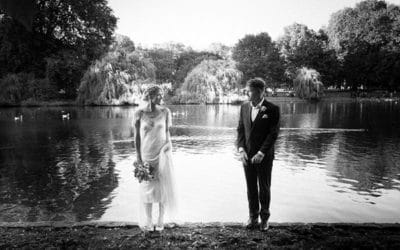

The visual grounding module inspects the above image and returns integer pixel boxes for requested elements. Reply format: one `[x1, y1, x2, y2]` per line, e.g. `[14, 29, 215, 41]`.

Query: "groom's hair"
[246, 78, 265, 91]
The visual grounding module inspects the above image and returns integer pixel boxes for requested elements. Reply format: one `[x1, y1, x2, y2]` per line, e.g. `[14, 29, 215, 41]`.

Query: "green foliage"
[177, 59, 242, 104]
[0, 73, 57, 105]
[0, 0, 117, 102]
[45, 50, 87, 99]
[293, 67, 324, 100]
[277, 23, 341, 87]
[232, 32, 285, 87]
[0, 0, 38, 30]
[141, 45, 222, 91]
[76, 50, 157, 105]
[146, 48, 177, 84]
[111, 34, 135, 53]
[174, 51, 221, 89]
[327, 0, 400, 90]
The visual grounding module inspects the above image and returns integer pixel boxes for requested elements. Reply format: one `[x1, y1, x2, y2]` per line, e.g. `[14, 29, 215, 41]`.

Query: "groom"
[237, 78, 280, 231]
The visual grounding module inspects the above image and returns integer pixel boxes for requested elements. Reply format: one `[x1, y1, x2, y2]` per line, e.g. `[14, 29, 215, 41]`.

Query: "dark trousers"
[243, 157, 273, 221]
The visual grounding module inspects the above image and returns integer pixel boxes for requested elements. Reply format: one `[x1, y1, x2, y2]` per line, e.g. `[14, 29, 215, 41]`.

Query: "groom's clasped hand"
[239, 151, 264, 165]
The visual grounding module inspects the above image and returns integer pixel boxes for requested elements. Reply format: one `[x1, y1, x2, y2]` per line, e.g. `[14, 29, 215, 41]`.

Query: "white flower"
[260, 106, 267, 112]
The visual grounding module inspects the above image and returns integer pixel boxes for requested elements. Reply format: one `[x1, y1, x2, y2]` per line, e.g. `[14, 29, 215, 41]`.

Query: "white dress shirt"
[250, 98, 264, 122]
[238, 98, 265, 157]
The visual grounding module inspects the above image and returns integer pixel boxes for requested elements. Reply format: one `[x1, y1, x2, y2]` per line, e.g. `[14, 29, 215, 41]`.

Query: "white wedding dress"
[134, 107, 177, 228]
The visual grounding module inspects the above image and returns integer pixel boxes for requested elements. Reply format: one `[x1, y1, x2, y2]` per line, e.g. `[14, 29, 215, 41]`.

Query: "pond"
[1, 100, 399, 223]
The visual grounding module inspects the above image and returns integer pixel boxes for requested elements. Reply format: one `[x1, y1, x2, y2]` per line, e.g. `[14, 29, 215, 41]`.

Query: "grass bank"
[1, 222, 399, 249]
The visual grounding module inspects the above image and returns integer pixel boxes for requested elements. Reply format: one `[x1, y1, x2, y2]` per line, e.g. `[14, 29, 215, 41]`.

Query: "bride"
[133, 85, 177, 231]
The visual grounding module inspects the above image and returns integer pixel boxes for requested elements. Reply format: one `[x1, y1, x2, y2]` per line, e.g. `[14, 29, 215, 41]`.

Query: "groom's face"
[247, 86, 263, 102]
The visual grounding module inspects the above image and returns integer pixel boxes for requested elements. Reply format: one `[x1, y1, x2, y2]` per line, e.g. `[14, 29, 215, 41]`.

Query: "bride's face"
[151, 91, 163, 105]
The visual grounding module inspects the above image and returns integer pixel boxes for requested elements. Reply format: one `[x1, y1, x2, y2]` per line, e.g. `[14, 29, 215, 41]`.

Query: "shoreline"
[1, 221, 399, 249]
[2, 221, 400, 228]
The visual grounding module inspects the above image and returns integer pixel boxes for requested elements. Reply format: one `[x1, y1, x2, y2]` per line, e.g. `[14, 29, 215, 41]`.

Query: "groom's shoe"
[246, 218, 259, 230]
[260, 220, 269, 232]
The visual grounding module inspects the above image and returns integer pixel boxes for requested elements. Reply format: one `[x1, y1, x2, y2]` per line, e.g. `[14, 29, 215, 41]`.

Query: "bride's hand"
[240, 151, 248, 165]
[163, 143, 171, 153]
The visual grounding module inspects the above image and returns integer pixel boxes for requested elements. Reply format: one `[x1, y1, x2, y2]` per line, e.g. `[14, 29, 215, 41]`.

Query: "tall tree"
[232, 32, 285, 88]
[0, 0, 117, 99]
[327, 0, 400, 90]
[277, 23, 341, 87]
[146, 48, 177, 84]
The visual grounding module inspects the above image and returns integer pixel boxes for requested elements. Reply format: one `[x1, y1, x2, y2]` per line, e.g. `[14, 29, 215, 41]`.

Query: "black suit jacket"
[236, 99, 280, 159]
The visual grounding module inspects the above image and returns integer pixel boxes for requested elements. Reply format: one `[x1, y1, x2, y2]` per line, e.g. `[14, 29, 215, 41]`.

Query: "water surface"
[0, 100, 399, 223]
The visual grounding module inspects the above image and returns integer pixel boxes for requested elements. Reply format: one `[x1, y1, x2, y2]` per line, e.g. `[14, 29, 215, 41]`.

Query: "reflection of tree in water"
[327, 132, 400, 196]
[0, 108, 120, 222]
[279, 101, 368, 129]
[277, 101, 333, 165]
[170, 105, 239, 128]
[276, 131, 337, 170]
[276, 100, 400, 197]
[323, 101, 400, 195]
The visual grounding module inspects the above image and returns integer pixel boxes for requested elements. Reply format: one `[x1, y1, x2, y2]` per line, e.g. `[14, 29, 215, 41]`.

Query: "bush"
[0, 73, 57, 105]
[45, 50, 87, 99]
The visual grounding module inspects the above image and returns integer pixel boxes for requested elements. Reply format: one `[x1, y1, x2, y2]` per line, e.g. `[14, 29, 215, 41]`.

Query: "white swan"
[62, 113, 70, 120]
[14, 115, 23, 121]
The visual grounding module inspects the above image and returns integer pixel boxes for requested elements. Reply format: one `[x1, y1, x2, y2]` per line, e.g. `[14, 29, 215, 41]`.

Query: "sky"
[108, 0, 400, 50]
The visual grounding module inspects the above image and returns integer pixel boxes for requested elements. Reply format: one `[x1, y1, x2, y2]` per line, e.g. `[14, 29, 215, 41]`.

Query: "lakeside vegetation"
[1, 0, 400, 106]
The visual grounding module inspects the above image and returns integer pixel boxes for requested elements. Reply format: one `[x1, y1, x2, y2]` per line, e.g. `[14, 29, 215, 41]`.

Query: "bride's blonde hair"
[142, 85, 162, 102]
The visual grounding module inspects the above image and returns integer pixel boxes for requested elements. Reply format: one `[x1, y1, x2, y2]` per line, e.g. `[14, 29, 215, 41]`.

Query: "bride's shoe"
[155, 219, 164, 231]
[143, 221, 154, 232]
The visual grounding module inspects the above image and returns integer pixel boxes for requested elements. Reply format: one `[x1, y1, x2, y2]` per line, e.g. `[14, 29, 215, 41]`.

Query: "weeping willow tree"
[76, 50, 156, 105]
[293, 67, 324, 100]
[177, 59, 242, 104]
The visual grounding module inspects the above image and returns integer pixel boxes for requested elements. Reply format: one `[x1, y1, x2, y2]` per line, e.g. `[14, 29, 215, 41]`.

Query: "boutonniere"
[260, 106, 267, 112]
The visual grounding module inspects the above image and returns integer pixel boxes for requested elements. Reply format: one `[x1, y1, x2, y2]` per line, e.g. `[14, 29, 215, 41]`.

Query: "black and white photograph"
[1, 0, 400, 249]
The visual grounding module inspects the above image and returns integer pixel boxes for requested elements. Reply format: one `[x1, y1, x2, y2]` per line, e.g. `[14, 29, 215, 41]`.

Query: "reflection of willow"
[55, 126, 118, 221]
[0, 117, 118, 222]
[327, 132, 400, 195]
[264, 102, 330, 168]
[279, 102, 322, 129]
[170, 105, 240, 128]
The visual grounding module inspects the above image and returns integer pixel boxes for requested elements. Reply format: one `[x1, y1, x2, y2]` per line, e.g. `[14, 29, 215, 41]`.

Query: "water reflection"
[0, 108, 120, 222]
[0, 101, 399, 223]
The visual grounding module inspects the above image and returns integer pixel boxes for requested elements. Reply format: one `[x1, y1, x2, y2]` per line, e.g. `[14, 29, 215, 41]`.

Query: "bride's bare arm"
[164, 108, 172, 151]
[134, 111, 142, 162]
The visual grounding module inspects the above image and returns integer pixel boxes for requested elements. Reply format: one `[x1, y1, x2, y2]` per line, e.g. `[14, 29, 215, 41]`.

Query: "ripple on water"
[1, 103, 400, 223]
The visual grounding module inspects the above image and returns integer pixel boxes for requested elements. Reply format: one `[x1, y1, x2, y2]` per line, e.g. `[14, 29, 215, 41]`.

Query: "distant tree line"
[1, 0, 399, 105]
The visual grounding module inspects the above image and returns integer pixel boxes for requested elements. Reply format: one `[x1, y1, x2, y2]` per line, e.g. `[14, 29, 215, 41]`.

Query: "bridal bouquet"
[133, 161, 155, 183]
